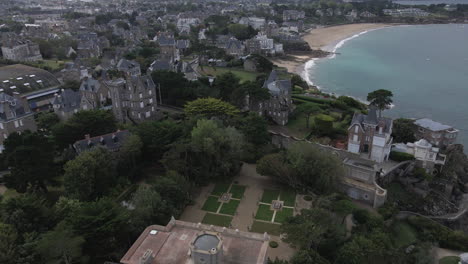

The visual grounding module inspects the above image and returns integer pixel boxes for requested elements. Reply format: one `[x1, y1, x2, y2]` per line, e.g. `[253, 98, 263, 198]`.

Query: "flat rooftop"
[121, 220, 269, 264]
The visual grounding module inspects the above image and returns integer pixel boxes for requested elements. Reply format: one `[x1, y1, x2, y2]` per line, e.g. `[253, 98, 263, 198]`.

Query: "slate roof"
[176, 39, 190, 49]
[262, 70, 291, 95]
[414, 118, 453, 132]
[150, 59, 172, 71]
[80, 77, 101, 92]
[350, 107, 392, 134]
[73, 130, 131, 154]
[117, 59, 140, 72]
[158, 35, 175, 46]
[0, 93, 29, 122]
[52, 89, 81, 113]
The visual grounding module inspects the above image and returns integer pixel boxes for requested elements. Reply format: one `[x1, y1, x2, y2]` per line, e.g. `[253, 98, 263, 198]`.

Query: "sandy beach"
[271, 23, 393, 75]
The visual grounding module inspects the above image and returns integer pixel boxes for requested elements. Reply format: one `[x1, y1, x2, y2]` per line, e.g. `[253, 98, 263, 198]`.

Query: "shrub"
[314, 114, 334, 136]
[353, 209, 371, 224]
[389, 151, 415, 162]
[269, 241, 279, 248]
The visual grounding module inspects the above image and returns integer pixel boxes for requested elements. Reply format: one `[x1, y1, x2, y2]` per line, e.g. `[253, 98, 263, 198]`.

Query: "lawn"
[285, 112, 313, 138]
[261, 189, 280, 204]
[201, 196, 221, 212]
[391, 221, 418, 248]
[219, 199, 240, 215]
[439, 256, 461, 264]
[202, 213, 232, 227]
[211, 183, 231, 196]
[251, 221, 281, 236]
[280, 190, 296, 207]
[255, 204, 274, 221]
[198, 66, 258, 83]
[274, 207, 294, 224]
[230, 184, 246, 199]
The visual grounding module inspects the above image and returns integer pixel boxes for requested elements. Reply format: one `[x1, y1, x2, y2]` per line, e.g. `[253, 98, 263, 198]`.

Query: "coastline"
[271, 23, 394, 83]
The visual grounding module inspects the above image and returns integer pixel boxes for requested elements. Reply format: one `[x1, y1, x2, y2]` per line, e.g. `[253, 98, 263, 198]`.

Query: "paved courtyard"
[179, 163, 312, 261]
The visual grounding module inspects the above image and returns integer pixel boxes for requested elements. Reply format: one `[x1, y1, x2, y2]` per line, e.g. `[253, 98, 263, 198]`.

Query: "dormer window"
[112, 134, 118, 142]
[100, 137, 105, 145]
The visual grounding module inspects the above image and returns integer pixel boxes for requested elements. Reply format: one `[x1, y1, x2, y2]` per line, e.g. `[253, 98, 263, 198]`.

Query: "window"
[149, 90, 152, 95]
[149, 98, 153, 104]
[19, 120, 23, 126]
[353, 134, 358, 142]
[145, 111, 151, 118]
[140, 102, 144, 108]
[139, 93, 143, 99]
[354, 126, 358, 133]
[0, 123, 3, 129]
[130, 94, 133, 99]
[14, 121, 19, 128]
[151, 106, 155, 112]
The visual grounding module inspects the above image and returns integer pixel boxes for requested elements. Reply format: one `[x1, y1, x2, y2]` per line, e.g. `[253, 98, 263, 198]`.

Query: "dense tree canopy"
[3, 131, 57, 193]
[184, 98, 240, 119]
[63, 148, 117, 201]
[257, 142, 343, 194]
[392, 118, 416, 143]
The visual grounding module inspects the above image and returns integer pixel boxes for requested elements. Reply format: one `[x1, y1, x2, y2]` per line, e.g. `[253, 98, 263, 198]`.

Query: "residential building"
[1, 38, 43, 62]
[254, 70, 292, 125]
[282, 10, 305, 21]
[393, 139, 446, 174]
[156, 33, 176, 57]
[72, 130, 131, 154]
[347, 107, 393, 163]
[413, 118, 458, 148]
[52, 89, 83, 120]
[120, 218, 269, 264]
[0, 93, 37, 151]
[383, 8, 430, 17]
[225, 38, 245, 56]
[108, 75, 160, 123]
[238, 17, 266, 30]
[80, 77, 112, 110]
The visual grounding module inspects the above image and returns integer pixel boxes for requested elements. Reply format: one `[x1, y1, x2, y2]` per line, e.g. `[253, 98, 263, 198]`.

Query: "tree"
[281, 208, 339, 250]
[1, 194, 52, 234]
[258, 142, 344, 194]
[297, 103, 321, 128]
[184, 98, 240, 119]
[36, 112, 60, 133]
[163, 119, 244, 184]
[227, 24, 257, 40]
[63, 148, 117, 201]
[213, 72, 241, 102]
[153, 171, 192, 216]
[290, 249, 330, 264]
[392, 118, 416, 143]
[3, 131, 57, 193]
[367, 89, 393, 117]
[117, 134, 143, 177]
[133, 120, 184, 160]
[66, 198, 129, 261]
[35, 222, 87, 264]
[52, 110, 117, 149]
[314, 114, 334, 136]
[230, 81, 270, 108]
[151, 70, 193, 106]
[235, 113, 270, 146]
[130, 186, 169, 232]
[0, 223, 18, 264]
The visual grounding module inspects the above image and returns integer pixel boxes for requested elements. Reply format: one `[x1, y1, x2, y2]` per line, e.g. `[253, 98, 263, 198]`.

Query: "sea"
[305, 24, 468, 150]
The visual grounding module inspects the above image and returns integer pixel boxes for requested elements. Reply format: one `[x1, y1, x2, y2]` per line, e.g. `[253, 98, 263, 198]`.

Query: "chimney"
[100, 137, 105, 145]
[85, 134, 90, 140]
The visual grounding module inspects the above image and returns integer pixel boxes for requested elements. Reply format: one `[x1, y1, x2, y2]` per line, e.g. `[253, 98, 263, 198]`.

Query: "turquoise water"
[310, 24, 468, 148]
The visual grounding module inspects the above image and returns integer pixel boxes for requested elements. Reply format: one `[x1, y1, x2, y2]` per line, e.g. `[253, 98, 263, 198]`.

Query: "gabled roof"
[52, 89, 81, 113]
[262, 70, 291, 95]
[79, 77, 101, 92]
[73, 130, 131, 154]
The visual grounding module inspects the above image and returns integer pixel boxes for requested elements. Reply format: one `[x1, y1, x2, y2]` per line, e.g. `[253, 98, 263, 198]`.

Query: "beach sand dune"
[271, 23, 392, 74]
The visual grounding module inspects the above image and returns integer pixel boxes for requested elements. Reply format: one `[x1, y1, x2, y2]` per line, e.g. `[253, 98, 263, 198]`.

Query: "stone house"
[413, 118, 458, 149]
[79, 77, 111, 110]
[225, 38, 244, 56]
[0, 93, 37, 151]
[52, 89, 83, 121]
[156, 33, 176, 58]
[108, 76, 160, 124]
[252, 70, 292, 125]
[72, 130, 130, 154]
[1, 38, 43, 62]
[282, 10, 306, 21]
[347, 107, 393, 163]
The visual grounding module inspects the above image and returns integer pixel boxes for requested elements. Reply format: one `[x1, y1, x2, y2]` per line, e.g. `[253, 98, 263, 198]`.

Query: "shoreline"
[271, 23, 394, 82]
